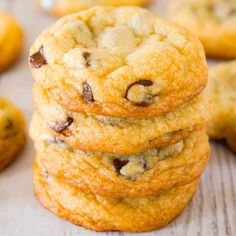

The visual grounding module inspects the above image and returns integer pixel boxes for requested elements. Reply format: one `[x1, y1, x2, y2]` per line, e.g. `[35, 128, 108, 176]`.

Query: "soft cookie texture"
[168, 0, 236, 59]
[31, 126, 210, 197]
[0, 12, 23, 72]
[207, 61, 236, 152]
[0, 97, 25, 170]
[34, 163, 199, 232]
[37, 0, 150, 16]
[33, 85, 210, 154]
[29, 6, 207, 118]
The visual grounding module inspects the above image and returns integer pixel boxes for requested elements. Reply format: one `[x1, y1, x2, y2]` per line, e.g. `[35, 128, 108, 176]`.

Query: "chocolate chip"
[29, 46, 47, 68]
[82, 82, 95, 103]
[44, 171, 49, 179]
[113, 159, 129, 173]
[51, 117, 73, 133]
[46, 137, 65, 145]
[82, 52, 91, 67]
[125, 80, 155, 106]
[134, 80, 153, 87]
[135, 94, 155, 107]
[140, 158, 147, 170]
[5, 119, 13, 130]
[3, 119, 17, 139]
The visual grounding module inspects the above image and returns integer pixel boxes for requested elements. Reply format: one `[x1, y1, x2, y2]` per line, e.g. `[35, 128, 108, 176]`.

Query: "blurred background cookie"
[168, 0, 236, 59]
[36, 0, 151, 16]
[207, 60, 236, 152]
[0, 12, 23, 72]
[0, 97, 25, 171]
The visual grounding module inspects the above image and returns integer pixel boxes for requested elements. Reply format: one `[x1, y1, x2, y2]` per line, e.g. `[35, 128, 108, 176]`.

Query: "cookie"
[207, 60, 236, 152]
[0, 97, 25, 170]
[0, 12, 23, 72]
[32, 85, 210, 154]
[33, 163, 199, 232]
[29, 6, 208, 118]
[32, 124, 210, 197]
[37, 0, 150, 16]
[168, 0, 236, 59]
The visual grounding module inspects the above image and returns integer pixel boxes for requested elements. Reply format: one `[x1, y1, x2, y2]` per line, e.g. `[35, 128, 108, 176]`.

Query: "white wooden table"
[0, 0, 236, 235]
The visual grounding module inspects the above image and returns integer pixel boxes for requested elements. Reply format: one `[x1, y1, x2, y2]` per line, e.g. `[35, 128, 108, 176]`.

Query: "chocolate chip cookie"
[168, 0, 236, 58]
[37, 0, 150, 16]
[33, 85, 209, 154]
[31, 122, 210, 197]
[33, 163, 199, 232]
[207, 60, 236, 152]
[29, 6, 207, 118]
[0, 11, 23, 72]
[0, 97, 25, 170]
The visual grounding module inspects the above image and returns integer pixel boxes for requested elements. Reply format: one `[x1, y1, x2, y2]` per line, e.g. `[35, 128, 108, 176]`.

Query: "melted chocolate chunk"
[29, 46, 47, 68]
[113, 159, 129, 173]
[46, 136, 65, 145]
[82, 52, 92, 67]
[125, 80, 155, 107]
[51, 117, 74, 133]
[135, 94, 155, 107]
[82, 82, 95, 103]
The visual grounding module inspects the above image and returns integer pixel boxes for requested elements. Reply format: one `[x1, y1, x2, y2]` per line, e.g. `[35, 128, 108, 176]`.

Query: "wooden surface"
[0, 0, 236, 235]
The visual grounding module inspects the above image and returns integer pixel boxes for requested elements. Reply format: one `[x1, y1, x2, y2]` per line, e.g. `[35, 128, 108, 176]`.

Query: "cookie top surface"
[29, 6, 207, 118]
[38, 0, 150, 16]
[0, 12, 23, 71]
[168, 0, 236, 58]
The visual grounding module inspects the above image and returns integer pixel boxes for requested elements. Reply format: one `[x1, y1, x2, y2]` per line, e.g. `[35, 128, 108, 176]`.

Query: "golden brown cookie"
[207, 60, 236, 152]
[33, 163, 199, 232]
[37, 0, 150, 16]
[168, 0, 236, 59]
[29, 6, 207, 118]
[0, 97, 25, 170]
[0, 11, 23, 72]
[32, 85, 210, 154]
[32, 126, 210, 197]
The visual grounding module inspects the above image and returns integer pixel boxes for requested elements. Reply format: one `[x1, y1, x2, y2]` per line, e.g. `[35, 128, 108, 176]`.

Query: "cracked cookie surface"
[32, 84, 210, 154]
[0, 97, 25, 170]
[207, 60, 236, 152]
[29, 6, 207, 118]
[33, 163, 199, 232]
[168, 0, 236, 58]
[31, 124, 210, 197]
[0, 12, 23, 72]
[37, 0, 150, 16]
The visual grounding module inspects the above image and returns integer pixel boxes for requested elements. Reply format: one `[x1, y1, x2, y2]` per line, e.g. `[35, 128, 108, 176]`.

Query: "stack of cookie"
[29, 7, 210, 232]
